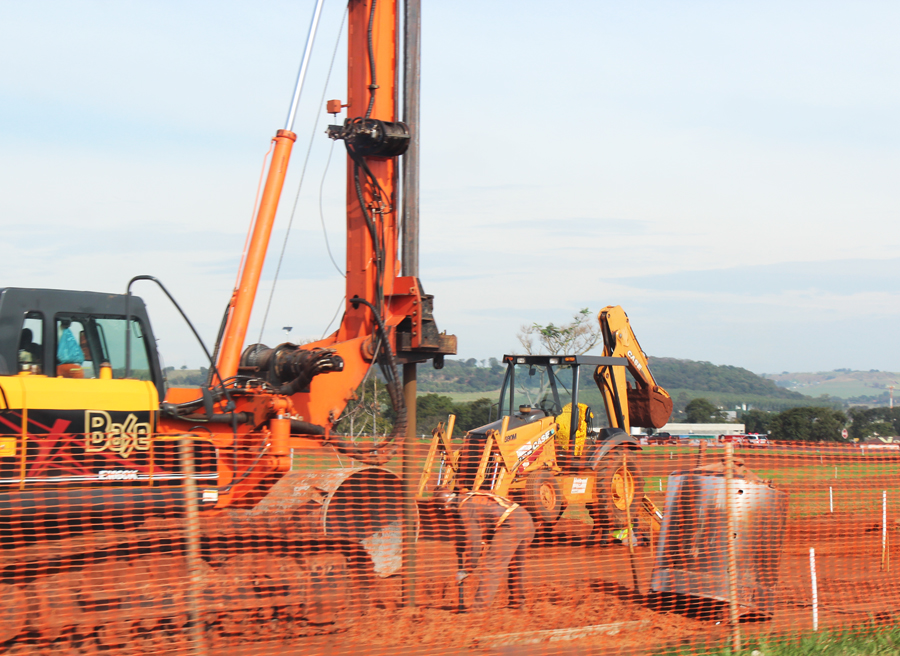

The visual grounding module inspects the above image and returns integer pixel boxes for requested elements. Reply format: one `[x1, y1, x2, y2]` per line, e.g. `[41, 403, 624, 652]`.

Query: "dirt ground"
[270, 447, 900, 656]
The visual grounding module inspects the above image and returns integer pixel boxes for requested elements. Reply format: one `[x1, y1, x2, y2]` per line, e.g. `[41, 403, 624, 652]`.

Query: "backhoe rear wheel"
[588, 449, 645, 539]
[523, 470, 564, 525]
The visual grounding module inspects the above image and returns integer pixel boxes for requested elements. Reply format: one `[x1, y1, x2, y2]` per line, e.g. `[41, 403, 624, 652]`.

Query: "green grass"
[790, 381, 889, 399]
[755, 462, 900, 485]
[785, 487, 900, 517]
[655, 622, 900, 655]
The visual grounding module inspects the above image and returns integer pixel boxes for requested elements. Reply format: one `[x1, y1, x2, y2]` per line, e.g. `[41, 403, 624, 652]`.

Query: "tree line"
[737, 404, 899, 442]
[331, 377, 496, 438]
[332, 381, 899, 443]
[415, 355, 816, 403]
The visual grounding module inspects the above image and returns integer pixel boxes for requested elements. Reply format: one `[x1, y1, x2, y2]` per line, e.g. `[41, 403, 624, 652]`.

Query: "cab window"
[17, 312, 43, 374]
[54, 315, 153, 381]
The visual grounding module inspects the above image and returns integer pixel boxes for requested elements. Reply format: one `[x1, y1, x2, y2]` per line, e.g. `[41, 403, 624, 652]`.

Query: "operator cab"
[495, 354, 630, 466]
[495, 355, 579, 421]
[0, 288, 165, 399]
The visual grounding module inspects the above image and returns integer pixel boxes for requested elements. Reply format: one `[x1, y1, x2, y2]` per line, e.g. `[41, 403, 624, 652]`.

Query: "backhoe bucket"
[628, 386, 673, 428]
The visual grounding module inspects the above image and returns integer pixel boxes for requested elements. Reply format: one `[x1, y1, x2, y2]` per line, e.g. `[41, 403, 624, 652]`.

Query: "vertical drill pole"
[402, 0, 420, 278]
[401, 0, 422, 609]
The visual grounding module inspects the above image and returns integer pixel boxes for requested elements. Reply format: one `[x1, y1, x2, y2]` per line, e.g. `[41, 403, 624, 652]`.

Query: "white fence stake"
[810, 548, 818, 631]
[829, 487, 833, 513]
[883, 490, 890, 572]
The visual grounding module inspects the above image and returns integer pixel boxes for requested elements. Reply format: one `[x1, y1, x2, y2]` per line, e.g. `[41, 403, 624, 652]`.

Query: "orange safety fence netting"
[3, 437, 900, 655]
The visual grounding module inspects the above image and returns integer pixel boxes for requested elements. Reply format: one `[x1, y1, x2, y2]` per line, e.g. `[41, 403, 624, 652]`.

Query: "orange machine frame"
[160, 0, 453, 508]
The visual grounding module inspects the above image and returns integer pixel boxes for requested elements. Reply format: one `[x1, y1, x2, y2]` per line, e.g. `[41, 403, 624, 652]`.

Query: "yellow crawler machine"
[418, 306, 672, 538]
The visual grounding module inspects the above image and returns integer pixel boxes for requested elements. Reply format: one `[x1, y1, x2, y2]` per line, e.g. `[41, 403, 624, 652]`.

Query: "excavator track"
[0, 466, 407, 654]
[0, 530, 363, 654]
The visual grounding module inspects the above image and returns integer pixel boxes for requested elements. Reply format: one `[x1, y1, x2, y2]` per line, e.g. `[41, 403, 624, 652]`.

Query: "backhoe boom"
[595, 305, 673, 431]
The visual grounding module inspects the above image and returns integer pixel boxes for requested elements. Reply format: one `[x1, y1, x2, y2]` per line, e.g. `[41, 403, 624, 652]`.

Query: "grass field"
[657, 622, 900, 655]
[755, 462, 900, 484]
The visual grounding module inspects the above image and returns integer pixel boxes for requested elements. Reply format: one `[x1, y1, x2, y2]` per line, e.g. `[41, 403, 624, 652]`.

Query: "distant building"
[659, 423, 746, 439]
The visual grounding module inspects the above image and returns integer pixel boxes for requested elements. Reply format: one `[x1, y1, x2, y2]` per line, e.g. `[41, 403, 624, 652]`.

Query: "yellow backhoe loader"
[417, 306, 673, 537]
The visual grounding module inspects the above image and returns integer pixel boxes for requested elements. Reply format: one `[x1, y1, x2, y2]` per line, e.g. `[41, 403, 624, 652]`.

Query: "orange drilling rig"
[0, 0, 451, 647]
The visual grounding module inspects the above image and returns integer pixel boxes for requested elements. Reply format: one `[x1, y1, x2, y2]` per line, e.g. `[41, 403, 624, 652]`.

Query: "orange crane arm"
[216, 130, 297, 382]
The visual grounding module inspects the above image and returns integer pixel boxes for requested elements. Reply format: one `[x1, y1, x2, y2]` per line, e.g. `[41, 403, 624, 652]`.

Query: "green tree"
[452, 397, 494, 433]
[740, 408, 772, 434]
[769, 407, 848, 442]
[684, 398, 725, 423]
[867, 421, 896, 438]
[415, 393, 455, 436]
[848, 407, 900, 440]
[415, 393, 494, 437]
[517, 308, 602, 355]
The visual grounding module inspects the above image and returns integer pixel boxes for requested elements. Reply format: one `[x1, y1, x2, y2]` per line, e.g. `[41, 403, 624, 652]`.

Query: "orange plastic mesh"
[4, 436, 900, 655]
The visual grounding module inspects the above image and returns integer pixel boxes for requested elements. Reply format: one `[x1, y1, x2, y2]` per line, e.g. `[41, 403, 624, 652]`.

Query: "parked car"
[647, 432, 678, 445]
[745, 434, 770, 449]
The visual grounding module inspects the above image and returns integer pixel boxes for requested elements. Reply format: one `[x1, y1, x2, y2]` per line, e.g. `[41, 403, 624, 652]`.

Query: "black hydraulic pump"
[327, 118, 410, 158]
[239, 344, 344, 396]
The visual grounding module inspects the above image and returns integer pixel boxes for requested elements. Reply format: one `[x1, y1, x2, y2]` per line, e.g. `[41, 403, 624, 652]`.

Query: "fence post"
[180, 437, 208, 656]
[810, 547, 819, 631]
[724, 442, 742, 652]
[623, 451, 640, 595]
[403, 362, 419, 608]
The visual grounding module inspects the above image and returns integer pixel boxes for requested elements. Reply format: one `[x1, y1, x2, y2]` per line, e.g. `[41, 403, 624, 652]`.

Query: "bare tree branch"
[516, 308, 602, 355]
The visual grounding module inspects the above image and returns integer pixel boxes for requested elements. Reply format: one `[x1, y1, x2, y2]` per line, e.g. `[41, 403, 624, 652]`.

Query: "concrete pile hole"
[5, 442, 900, 655]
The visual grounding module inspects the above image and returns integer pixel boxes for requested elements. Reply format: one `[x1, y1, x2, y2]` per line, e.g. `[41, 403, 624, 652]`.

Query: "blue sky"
[1, 1, 898, 374]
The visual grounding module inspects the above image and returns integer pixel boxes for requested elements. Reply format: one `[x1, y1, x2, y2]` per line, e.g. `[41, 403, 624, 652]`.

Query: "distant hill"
[163, 359, 845, 415]
[647, 357, 806, 400]
[415, 356, 811, 409]
[763, 369, 900, 404]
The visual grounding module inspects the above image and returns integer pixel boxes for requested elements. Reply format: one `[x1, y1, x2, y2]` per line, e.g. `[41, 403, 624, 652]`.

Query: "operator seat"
[555, 403, 592, 470]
